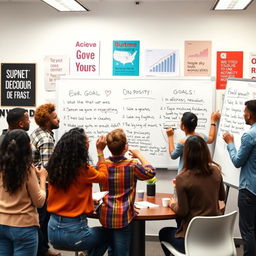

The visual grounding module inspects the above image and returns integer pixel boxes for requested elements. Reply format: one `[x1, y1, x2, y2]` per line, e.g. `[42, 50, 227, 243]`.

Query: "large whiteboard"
[213, 78, 256, 188]
[56, 78, 214, 169]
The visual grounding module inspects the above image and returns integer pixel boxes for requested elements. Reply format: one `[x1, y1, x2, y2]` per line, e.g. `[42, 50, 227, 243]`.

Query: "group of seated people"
[0, 107, 225, 256]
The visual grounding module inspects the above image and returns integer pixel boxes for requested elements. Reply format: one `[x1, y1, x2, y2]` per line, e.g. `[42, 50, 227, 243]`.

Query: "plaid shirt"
[99, 156, 155, 229]
[30, 127, 55, 167]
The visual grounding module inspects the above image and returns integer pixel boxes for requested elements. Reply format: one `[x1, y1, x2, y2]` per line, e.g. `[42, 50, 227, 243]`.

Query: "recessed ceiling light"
[41, 0, 89, 12]
[212, 0, 254, 10]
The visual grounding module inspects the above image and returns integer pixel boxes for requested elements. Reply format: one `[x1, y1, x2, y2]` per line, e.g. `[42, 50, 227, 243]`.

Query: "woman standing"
[0, 129, 47, 255]
[159, 135, 226, 255]
[166, 111, 220, 172]
[47, 128, 109, 256]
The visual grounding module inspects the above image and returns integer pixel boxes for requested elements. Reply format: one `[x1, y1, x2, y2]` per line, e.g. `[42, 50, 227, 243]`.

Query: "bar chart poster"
[216, 51, 243, 89]
[112, 40, 140, 76]
[184, 41, 212, 76]
[145, 49, 179, 76]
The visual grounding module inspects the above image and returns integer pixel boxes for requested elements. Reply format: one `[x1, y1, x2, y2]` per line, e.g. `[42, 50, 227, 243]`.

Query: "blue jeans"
[238, 189, 256, 256]
[0, 225, 38, 256]
[159, 227, 185, 255]
[48, 214, 108, 256]
[107, 222, 133, 256]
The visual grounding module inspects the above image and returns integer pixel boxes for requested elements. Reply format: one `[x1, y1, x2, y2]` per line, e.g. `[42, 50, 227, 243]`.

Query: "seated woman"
[0, 129, 47, 256]
[47, 128, 109, 256]
[166, 111, 220, 172]
[159, 135, 226, 255]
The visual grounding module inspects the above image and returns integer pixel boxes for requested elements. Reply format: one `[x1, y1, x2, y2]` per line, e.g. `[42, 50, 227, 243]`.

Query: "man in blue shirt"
[223, 100, 256, 256]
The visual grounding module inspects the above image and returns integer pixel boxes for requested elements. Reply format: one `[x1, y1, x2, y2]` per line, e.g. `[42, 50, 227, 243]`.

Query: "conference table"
[131, 192, 176, 256]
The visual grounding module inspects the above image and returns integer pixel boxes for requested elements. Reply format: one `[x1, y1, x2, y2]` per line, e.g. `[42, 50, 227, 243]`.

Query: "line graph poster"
[145, 49, 179, 76]
[184, 41, 212, 76]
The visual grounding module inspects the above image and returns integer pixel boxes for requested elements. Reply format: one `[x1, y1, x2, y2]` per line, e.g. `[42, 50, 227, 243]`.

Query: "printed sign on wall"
[249, 52, 256, 80]
[216, 51, 243, 89]
[113, 40, 140, 76]
[70, 41, 100, 76]
[1, 63, 36, 106]
[184, 41, 212, 76]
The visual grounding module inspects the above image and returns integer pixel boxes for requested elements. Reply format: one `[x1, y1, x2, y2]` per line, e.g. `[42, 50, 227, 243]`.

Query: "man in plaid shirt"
[30, 103, 60, 256]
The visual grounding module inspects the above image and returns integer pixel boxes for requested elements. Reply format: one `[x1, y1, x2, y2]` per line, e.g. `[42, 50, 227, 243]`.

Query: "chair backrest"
[185, 211, 237, 256]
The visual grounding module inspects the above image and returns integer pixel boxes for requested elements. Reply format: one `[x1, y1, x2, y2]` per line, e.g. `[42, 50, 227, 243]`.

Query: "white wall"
[1, 0, 256, 237]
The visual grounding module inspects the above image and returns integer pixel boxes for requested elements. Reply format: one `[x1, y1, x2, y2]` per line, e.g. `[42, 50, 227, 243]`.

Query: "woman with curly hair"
[47, 128, 109, 256]
[0, 129, 48, 255]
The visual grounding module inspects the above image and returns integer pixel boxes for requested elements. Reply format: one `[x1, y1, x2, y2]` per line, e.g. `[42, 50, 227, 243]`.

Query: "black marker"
[164, 127, 176, 130]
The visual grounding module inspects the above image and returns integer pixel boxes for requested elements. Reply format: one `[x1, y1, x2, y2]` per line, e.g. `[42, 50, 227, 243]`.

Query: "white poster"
[44, 55, 69, 91]
[70, 41, 100, 76]
[145, 49, 179, 76]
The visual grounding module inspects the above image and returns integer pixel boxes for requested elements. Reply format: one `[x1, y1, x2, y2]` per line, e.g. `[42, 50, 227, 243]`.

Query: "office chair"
[161, 211, 237, 256]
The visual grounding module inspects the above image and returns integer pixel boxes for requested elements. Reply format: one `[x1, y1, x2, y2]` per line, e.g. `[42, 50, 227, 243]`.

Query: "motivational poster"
[216, 51, 243, 89]
[70, 40, 100, 76]
[44, 55, 69, 91]
[1, 63, 36, 106]
[184, 41, 212, 76]
[113, 40, 140, 76]
[249, 52, 256, 80]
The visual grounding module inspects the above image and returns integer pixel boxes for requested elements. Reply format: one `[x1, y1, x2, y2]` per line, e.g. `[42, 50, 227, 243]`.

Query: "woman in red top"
[47, 128, 109, 256]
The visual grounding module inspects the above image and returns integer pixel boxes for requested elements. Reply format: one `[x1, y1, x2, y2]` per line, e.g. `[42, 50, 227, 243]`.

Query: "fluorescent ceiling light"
[41, 0, 89, 12]
[213, 0, 254, 10]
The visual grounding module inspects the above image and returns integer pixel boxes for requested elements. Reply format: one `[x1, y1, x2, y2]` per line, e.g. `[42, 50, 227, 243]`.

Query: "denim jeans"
[48, 214, 108, 256]
[238, 189, 256, 256]
[159, 227, 185, 255]
[0, 225, 38, 256]
[107, 222, 133, 256]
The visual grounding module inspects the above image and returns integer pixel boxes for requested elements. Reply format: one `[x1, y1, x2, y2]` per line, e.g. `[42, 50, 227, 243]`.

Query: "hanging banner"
[184, 41, 212, 76]
[1, 63, 36, 106]
[70, 40, 100, 76]
[249, 52, 256, 80]
[44, 55, 69, 91]
[216, 51, 243, 89]
[113, 40, 140, 76]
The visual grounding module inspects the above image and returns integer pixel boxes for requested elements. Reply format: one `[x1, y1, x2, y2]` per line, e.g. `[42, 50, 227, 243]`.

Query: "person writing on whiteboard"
[99, 128, 155, 256]
[166, 111, 220, 173]
[159, 135, 226, 255]
[223, 100, 256, 256]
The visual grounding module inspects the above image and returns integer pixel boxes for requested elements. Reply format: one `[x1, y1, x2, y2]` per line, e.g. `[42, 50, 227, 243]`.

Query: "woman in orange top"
[47, 128, 108, 256]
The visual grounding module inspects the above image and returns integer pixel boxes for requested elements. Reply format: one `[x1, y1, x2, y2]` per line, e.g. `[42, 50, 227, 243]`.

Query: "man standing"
[30, 103, 60, 256]
[0, 107, 30, 145]
[223, 100, 256, 256]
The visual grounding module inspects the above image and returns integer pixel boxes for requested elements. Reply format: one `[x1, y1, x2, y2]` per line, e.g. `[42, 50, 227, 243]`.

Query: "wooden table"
[131, 193, 177, 256]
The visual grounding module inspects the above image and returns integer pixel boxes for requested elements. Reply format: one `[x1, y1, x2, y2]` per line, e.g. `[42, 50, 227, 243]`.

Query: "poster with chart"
[184, 41, 212, 76]
[145, 49, 179, 76]
[56, 78, 214, 169]
[112, 41, 140, 76]
[213, 78, 256, 187]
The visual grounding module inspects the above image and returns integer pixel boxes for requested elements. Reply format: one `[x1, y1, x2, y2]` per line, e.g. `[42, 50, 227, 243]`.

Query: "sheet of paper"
[134, 201, 159, 209]
[92, 191, 109, 201]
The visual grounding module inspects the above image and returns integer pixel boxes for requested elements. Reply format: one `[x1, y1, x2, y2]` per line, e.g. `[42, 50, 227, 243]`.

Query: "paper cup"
[162, 197, 170, 207]
[137, 190, 145, 200]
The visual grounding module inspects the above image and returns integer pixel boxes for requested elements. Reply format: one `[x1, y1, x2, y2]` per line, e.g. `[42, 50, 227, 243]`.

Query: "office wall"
[1, 0, 256, 237]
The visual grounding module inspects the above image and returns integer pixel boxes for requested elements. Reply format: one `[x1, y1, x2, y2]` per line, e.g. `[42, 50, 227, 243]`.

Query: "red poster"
[216, 51, 243, 89]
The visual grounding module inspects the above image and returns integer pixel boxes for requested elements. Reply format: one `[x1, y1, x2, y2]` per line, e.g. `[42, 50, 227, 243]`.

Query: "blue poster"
[113, 40, 140, 76]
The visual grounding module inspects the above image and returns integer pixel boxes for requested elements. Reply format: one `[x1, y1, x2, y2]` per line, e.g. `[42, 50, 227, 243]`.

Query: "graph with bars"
[149, 52, 176, 73]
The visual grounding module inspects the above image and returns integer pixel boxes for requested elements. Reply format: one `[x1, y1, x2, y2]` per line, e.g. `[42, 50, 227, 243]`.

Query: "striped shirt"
[99, 156, 155, 229]
[30, 127, 55, 167]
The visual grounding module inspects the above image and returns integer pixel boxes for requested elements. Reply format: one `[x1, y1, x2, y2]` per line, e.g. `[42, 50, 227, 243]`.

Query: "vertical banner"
[113, 40, 140, 76]
[216, 51, 243, 89]
[144, 49, 179, 76]
[44, 55, 69, 91]
[1, 63, 36, 106]
[249, 52, 256, 80]
[70, 41, 100, 76]
[184, 41, 212, 76]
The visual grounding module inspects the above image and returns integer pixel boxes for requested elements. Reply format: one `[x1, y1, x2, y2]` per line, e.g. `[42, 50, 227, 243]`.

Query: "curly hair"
[106, 128, 127, 156]
[0, 129, 32, 194]
[47, 128, 90, 190]
[34, 103, 55, 127]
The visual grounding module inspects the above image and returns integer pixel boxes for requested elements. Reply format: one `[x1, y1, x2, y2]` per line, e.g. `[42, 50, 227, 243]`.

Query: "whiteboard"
[56, 78, 214, 169]
[213, 78, 256, 188]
